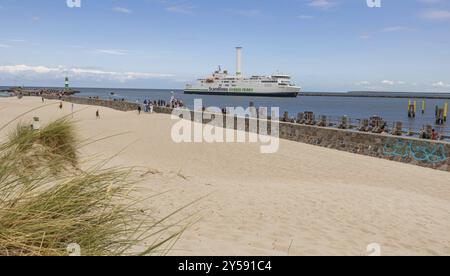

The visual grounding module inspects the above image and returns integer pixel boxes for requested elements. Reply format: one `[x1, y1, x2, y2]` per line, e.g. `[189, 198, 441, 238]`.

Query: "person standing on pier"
[431, 129, 439, 141]
[143, 100, 148, 112]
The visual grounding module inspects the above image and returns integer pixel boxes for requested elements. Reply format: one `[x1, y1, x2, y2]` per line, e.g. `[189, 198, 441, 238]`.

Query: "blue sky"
[0, 0, 449, 92]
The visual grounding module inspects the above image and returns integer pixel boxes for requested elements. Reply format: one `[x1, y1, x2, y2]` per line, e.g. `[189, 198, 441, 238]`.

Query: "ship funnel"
[236, 47, 242, 76]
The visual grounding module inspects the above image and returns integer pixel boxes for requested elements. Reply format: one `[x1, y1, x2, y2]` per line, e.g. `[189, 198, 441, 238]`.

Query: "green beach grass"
[0, 117, 186, 256]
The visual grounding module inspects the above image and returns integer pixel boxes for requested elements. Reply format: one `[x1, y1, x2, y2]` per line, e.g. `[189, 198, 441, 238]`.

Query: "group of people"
[141, 99, 155, 114]
[168, 95, 185, 109]
[112, 98, 126, 102]
[56, 100, 100, 119]
[419, 127, 441, 140]
[137, 96, 185, 115]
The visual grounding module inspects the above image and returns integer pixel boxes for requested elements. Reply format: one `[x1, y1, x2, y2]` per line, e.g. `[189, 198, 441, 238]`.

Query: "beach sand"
[1, 97, 450, 256]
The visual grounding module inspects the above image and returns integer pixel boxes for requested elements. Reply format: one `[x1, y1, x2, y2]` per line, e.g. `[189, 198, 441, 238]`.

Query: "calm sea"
[2, 87, 449, 136]
[75, 88, 450, 134]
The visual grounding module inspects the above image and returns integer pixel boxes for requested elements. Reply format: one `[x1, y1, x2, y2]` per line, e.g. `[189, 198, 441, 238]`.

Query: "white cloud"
[165, 4, 194, 15]
[308, 0, 337, 9]
[359, 34, 371, 39]
[432, 81, 450, 88]
[113, 7, 132, 14]
[381, 80, 395, 86]
[418, 0, 446, 4]
[0, 44, 11, 48]
[8, 39, 27, 43]
[97, 49, 129, 56]
[420, 9, 450, 20]
[298, 15, 315, 19]
[0, 64, 174, 83]
[354, 81, 371, 86]
[381, 26, 411, 32]
[360, 26, 413, 40]
[69, 68, 173, 82]
[380, 80, 408, 86]
[0, 65, 59, 74]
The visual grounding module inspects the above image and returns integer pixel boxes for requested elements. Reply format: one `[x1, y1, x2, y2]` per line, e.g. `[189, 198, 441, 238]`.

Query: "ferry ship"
[184, 47, 301, 97]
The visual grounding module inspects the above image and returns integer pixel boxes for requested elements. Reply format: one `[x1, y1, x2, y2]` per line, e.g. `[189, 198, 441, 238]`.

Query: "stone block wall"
[47, 96, 450, 172]
[278, 122, 450, 171]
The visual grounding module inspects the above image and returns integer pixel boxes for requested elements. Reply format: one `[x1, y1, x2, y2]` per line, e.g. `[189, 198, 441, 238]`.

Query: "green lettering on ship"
[229, 88, 254, 93]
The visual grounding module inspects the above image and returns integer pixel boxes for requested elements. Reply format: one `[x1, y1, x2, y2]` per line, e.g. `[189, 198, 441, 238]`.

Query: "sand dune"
[1, 97, 450, 256]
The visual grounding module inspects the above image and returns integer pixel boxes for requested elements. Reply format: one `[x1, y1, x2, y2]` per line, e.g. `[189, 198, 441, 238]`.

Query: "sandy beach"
[1, 96, 450, 256]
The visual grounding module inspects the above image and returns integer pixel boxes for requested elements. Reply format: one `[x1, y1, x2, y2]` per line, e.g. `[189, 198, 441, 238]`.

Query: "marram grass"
[0, 118, 186, 256]
[2, 118, 78, 177]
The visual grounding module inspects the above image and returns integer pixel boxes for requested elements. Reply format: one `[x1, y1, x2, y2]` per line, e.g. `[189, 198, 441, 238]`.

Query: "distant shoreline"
[2, 86, 450, 99]
[300, 91, 450, 99]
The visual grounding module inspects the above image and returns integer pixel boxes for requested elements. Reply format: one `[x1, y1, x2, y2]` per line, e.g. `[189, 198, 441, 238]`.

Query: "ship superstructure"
[185, 47, 301, 97]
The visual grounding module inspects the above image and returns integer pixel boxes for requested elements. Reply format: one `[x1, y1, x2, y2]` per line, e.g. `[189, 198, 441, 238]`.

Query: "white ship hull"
[185, 47, 301, 98]
[184, 87, 300, 97]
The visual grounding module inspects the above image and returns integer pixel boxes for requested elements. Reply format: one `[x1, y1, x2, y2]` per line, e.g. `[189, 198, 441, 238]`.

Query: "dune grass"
[0, 118, 186, 256]
[2, 119, 78, 177]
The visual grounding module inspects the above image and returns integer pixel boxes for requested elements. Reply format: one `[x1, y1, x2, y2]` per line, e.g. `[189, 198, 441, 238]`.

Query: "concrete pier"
[37, 95, 450, 172]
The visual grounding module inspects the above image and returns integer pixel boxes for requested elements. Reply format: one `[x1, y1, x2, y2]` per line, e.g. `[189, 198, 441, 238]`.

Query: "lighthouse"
[64, 76, 70, 90]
